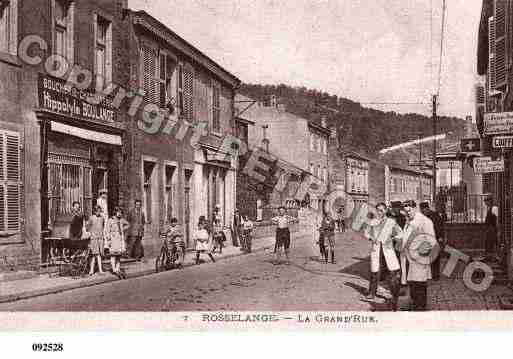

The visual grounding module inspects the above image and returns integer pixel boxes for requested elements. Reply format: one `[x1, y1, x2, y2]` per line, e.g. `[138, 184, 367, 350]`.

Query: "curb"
[0, 244, 273, 305]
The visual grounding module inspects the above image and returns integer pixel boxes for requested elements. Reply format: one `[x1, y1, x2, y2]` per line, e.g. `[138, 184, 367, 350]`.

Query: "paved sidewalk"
[0, 234, 283, 304]
[393, 256, 513, 311]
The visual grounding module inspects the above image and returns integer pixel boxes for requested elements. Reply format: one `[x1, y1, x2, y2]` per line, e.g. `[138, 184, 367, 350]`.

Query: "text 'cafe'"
[37, 73, 126, 264]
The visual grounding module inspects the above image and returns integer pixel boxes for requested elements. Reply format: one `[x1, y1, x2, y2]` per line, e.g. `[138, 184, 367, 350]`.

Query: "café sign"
[484, 112, 513, 135]
[38, 74, 116, 122]
[492, 135, 513, 148]
[473, 156, 505, 174]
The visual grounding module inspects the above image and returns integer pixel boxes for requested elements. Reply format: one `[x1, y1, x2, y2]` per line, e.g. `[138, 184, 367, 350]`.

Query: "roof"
[235, 116, 255, 126]
[130, 10, 241, 87]
[341, 147, 372, 162]
[308, 121, 331, 136]
[235, 94, 330, 135]
[379, 150, 433, 177]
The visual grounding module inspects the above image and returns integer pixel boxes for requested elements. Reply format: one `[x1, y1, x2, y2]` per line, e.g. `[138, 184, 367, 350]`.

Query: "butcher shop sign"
[38, 73, 116, 123]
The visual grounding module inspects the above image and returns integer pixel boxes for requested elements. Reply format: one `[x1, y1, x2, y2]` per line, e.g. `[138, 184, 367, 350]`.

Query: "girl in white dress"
[194, 218, 216, 265]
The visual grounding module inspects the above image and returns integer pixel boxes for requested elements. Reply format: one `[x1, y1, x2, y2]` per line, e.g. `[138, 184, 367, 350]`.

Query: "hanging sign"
[484, 112, 513, 135]
[492, 135, 513, 148]
[473, 156, 505, 174]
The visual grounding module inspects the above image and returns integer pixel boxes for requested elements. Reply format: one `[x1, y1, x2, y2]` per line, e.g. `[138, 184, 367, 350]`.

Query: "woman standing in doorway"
[105, 206, 130, 279]
[86, 205, 105, 275]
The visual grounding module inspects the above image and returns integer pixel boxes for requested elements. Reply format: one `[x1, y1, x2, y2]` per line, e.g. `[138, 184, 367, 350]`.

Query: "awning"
[51, 121, 122, 146]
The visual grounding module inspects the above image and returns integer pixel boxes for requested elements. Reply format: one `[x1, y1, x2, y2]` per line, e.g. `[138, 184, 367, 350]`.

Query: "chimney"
[262, 125, 270, 153]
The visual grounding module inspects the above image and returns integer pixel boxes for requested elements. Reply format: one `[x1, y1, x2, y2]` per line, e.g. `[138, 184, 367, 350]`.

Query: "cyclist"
[160, 217, 186, 267]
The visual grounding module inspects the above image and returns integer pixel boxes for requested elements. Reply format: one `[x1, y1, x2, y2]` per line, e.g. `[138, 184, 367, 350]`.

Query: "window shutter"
[0, 134, 4, 232]
[494, 0, 507, 88]
[0, 132, 20, 232]
[183, 66, 194, 121]
[476, 84, 485, 105]
[142, 45, 159, 104]
[489, 16, 497, 92]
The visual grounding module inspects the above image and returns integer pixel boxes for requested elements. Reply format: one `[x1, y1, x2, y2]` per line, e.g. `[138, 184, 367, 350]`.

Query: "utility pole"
[418, 132, 423, 202]
[432, 94, 438, 204]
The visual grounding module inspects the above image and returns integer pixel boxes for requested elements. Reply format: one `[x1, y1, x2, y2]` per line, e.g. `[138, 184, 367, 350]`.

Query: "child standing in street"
[194, 218, 216, 265]
[241, 215, 254, 253]
[271, 206, 295, 265]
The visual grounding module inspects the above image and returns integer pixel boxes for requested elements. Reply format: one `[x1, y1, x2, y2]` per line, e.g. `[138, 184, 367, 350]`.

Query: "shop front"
[192, 143, 236, 247]
[479, 110, 513, 279]
[37, 74, 126, 264]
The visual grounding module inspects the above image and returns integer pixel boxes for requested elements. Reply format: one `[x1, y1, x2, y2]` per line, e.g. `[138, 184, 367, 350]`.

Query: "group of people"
[159, 205, 256, 266]
[68, 197, 146, 279]
[361, 200, 445, 311]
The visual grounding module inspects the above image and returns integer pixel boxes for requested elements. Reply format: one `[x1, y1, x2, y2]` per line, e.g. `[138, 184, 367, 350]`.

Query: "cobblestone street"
[0, 231, 510, 312]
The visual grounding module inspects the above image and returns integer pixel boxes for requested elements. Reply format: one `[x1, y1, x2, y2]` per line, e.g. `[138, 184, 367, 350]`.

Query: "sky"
[129, 0, 483, 119]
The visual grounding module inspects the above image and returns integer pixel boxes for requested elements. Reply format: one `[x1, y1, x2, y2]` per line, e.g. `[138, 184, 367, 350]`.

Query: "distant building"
[235, 94, 330, 213]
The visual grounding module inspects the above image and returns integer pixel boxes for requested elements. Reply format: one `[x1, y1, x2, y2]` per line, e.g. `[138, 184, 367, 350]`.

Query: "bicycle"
[155, 233, 185, 272]
[59, 247, 91, 278]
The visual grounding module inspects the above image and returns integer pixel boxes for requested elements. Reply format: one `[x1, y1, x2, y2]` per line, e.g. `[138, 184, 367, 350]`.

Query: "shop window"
[0, 130, 21, 234]
[53, 0, 74, 63]
[212, 81, 221, 133]
[47, 153, 92, 225]
[95, 15, 112, 85]
[142, 160, 157, 223]
[164, 164, 177, 223]
[0, 0, 17, 55]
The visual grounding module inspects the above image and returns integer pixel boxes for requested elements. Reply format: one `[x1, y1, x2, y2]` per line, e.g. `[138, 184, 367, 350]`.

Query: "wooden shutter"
[495, 0, 507, 88]
[0, 131, 20, 232]
[159, 53, 167, 108]
[489, 17, 497, 92]
[476, 84, 485, 105]
[142, 45, 159, 104]
[183, 65, 194, 121]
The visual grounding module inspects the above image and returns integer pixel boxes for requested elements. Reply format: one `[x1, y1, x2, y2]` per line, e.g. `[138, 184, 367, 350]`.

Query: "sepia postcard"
[1, 0, 513, 336]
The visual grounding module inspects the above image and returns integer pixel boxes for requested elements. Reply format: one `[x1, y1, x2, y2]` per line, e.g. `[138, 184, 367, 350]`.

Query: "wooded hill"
[239, 83, 466, 156]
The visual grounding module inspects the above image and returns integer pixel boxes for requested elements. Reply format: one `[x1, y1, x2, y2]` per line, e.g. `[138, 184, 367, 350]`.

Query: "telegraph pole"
[432, 94, 438, 204]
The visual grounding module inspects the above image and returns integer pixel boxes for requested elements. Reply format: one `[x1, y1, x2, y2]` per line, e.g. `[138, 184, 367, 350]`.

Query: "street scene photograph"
[1, 0, 513, 318]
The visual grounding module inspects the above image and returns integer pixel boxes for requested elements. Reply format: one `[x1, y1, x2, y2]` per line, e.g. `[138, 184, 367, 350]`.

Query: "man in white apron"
[400, 200, 438, 311]
[363, 203, 402, 310]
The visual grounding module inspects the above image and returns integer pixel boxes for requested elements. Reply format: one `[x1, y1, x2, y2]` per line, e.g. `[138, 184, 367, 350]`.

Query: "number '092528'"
[32, 343, 64, 352]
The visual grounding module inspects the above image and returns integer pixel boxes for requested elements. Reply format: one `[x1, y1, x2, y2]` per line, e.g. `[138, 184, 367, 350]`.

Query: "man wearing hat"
[363, 202, 402, 310]
[419, 202, 445, 281]
[400, 200, 438, 311]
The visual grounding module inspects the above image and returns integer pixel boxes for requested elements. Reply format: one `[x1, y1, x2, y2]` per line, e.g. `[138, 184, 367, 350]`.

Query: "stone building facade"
[0, 0, 131, 271]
